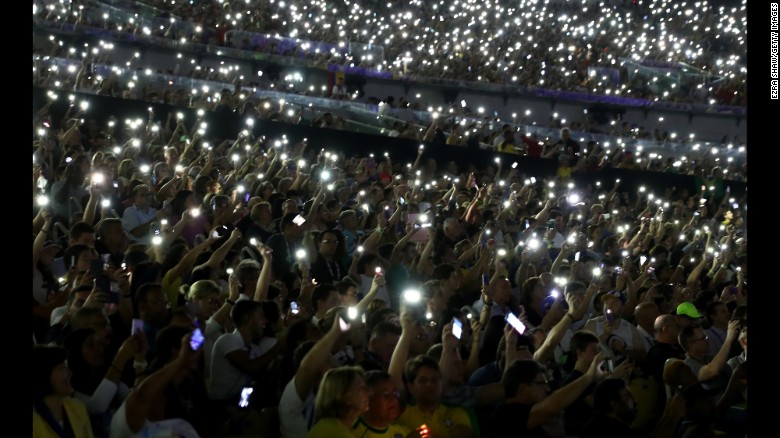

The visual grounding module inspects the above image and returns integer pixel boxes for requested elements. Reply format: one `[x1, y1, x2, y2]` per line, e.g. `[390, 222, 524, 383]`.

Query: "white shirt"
[279, 376, 316, 438]
[706, 326, 728, 357]
[636, 325, 655, 353]
[121, 204, 158, 246]
[110, 401, 200, 438]
[208, 331, 272, 401]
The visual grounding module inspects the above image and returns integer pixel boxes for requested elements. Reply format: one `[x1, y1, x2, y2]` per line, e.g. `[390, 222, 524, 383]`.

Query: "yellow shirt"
[398, 403, 476, 437]
[33, 397, 94, 438]
[162, 270, 183, 308]
[352, 417, 411, 438]
[307, 417, 354, 438]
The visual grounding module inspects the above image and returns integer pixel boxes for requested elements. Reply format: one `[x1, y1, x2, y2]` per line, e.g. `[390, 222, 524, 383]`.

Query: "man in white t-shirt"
[208, 300, 280, 402]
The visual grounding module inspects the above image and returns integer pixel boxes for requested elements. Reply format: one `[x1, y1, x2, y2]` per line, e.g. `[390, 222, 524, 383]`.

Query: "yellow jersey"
[398, 402, 478, 437]
[352, 417, 411, 438]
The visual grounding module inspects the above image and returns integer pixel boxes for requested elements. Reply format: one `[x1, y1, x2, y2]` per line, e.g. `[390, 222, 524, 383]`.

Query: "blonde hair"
[181, 280, 221, 302]
[314, 366, 364, 421]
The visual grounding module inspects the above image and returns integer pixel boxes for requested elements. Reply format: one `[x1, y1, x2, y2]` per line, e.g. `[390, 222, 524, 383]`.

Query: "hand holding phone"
[338, 316, 351, 332]
[505, 312, 526, 334]
[131, 318, 144, 335]
[239, 387, 253, 408]
[189, 328, 205, 351]
[605, 309, 614, 326]
[452, 318, 463, 340]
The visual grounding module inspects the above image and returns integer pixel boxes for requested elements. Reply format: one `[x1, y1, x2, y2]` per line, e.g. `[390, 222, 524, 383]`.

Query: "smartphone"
[603, 213, 611, 219]
[505, 312, 526, 335]
[290, 300, 299, 314]
[101, 253, 111, 270]
[131, 318, 144, 335]
[399, 196, 406, 205]
[89, 259, 103, 277]
[292, 214, 306, 226]
[452, 317, 463, 340]
[605, 309, 614, 325]
[244, 192, 251, 203]
[482, 273, 490, 286]
[239, 387, 253, 408]
[338, 316, 351, 332]
[190, 328, 205, 350]
[52, 258, 67, 278]
[605, 358, 614, 373]
[413, 223, 421, 231]
[575, 252, 581, 262]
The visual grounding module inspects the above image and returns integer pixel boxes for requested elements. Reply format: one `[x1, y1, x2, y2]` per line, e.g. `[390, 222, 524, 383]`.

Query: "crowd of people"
[33, 1, 747, 438]
[33, 0, 747, 106]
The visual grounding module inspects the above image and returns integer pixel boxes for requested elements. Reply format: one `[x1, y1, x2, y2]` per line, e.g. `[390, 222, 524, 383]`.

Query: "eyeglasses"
[376, 390, 401, 399]
[690, 335, 709, 343]
[531, 379, 550, 386]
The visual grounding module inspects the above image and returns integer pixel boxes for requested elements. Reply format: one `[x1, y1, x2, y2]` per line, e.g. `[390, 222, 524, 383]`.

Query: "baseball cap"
[600, 290, 626, 304]
[43, 240, 61, 250]
[676, 302, 702, 319]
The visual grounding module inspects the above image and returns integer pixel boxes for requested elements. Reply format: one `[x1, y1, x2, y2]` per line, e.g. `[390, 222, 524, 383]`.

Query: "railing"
[35, 54, 744, 163]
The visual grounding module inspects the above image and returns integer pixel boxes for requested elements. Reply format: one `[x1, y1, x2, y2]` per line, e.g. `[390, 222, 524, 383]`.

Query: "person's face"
[603, 296, 622, 314]
[445, 270, 461, 291]
[194, 291, 221, 319]
[84, 313, 112, 346]
[340, 286, 358, 306]
[72, 232, 96, 247]
[524, 371, 551, 403]
[250, 308, 268, 339]
[687, 327, 710, 355]
[494, 279, 512, 305]
[367, 380, 402, 423]
[530, 281, 546, 304]
[369, 332, 400, 366]
[49, 362, 73, 397]
[318, 232, 339, 257]
[408, 366, 442, 406]
[80, 333, 105, 368]
[346, 375, 370, 415]
[427, 287, 448, 313]
[40, 246, 59, 264]
[578, 342, 599, 364]
[283, 200, 298, 214]
[134, 186, 153, 208]
[142, 288, 170, 325]
[711, 304, 730, 326]
[75, 250, 97, 273]
[103, 224, 129, 251]
[319, 290, 341, 314]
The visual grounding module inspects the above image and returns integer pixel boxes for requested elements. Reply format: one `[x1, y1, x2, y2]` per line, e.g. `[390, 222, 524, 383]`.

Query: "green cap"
[676, 302, 702, 319]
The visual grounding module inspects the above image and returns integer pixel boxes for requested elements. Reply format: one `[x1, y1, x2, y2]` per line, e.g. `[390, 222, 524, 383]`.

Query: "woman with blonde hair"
[308, 366, 369, 437]
[180, 279, 238, 373]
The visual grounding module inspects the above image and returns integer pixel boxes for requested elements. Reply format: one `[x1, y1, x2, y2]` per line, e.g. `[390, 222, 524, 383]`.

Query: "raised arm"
[253, 244, 274, 302]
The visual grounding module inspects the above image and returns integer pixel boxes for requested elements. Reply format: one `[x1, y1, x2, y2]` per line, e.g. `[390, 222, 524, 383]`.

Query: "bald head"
[653, 314, 680, 344]
[635, 302, 661, 331]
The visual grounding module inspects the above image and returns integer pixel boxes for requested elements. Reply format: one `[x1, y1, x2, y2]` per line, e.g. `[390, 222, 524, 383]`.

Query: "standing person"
[33, 345, 95, 438]
[490, 354, 605, 437]
[307, 366, 369, 437]
[121, 184, 166, 247]
[352, 370, 411, 437]
[397, 355, 476, 438]
[579, 378, 639, 437]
